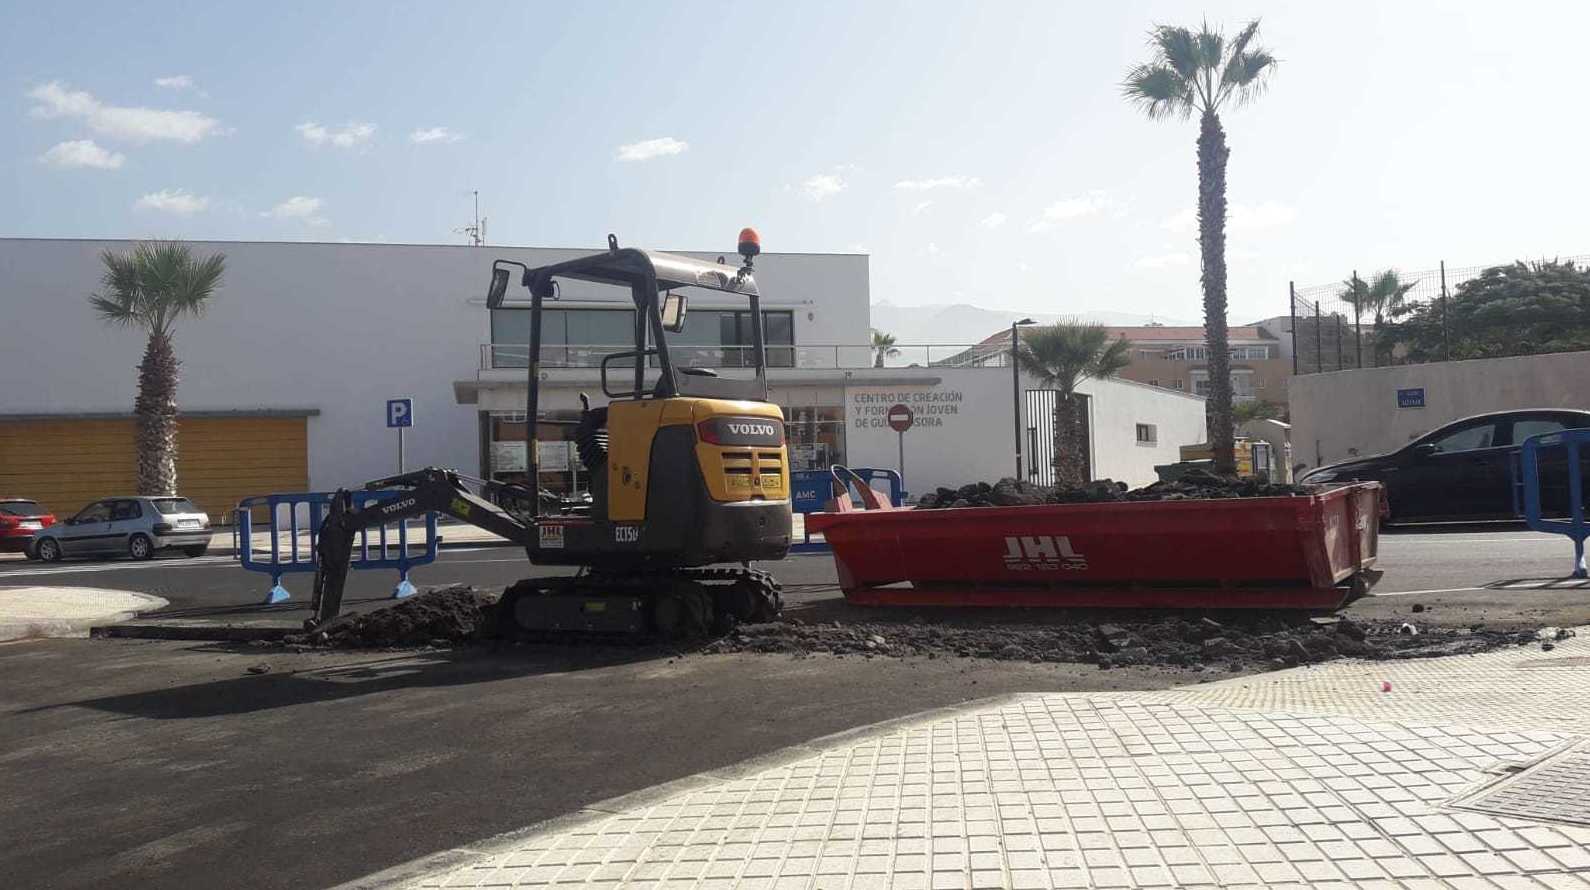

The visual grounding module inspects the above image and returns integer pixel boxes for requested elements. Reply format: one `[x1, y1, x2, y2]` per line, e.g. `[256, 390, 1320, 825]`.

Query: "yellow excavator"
[309, 230, 790, 638]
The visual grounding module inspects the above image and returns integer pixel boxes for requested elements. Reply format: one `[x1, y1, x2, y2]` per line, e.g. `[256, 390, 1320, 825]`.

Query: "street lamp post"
[1011, 318, 1036, 480]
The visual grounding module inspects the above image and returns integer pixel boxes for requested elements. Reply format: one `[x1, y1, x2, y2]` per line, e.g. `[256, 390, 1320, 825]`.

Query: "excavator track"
[496, 567, 782, 642]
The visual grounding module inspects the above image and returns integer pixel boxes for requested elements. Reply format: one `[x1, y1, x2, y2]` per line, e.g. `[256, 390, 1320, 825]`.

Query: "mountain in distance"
[869, 301, 1196, 345]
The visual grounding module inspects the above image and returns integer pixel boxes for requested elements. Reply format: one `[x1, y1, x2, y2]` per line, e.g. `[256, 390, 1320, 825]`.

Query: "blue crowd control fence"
[790, 468, 903, 552]
[1510, 428, 1590, 579]
[233, 491, 440, 604]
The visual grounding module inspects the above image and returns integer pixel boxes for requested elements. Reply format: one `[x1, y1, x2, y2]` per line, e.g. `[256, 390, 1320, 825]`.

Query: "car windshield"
[151, 498, 201, 515]
[0, 500, 44, 517]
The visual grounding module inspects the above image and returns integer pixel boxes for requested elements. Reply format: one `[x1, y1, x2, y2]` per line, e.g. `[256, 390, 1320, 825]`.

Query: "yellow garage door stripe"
[0, 417, 309, 521]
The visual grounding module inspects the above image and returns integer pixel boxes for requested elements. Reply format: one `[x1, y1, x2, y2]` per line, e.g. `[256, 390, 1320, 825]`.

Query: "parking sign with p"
[387, 398, 414, 428]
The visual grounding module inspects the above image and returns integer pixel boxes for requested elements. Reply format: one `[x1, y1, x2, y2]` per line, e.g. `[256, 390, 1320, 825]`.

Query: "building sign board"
[1397, 387, 1426, 409]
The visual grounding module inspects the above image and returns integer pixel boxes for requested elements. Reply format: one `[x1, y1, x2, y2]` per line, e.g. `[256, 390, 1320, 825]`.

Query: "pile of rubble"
[915, 468, 1308, 509]
[702, 612, 1530, 670]
[285, 585, 494, 648]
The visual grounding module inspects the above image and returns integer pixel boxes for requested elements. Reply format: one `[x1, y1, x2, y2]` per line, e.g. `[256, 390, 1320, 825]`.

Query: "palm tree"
[88, 242, 226, 495]
[1016, 322, 1131, 488]
[1339, 270, 1415, 366]
[871, 329, 900, 368]
[1123, 20, 1277, 474]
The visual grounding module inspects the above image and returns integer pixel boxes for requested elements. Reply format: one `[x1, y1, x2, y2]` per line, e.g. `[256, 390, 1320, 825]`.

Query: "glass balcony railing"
[479, 343, 995, 371]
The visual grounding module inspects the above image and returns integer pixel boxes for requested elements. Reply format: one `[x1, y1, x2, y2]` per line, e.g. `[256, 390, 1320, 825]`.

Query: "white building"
[0, 237, 1207, 518]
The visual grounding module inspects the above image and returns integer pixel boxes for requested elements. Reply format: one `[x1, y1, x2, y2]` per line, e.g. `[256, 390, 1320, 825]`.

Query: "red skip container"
[805, 475, 1382, 611]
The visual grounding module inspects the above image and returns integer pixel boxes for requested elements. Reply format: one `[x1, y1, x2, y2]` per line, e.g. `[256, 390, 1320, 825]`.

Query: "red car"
[0, 499, 57, 557]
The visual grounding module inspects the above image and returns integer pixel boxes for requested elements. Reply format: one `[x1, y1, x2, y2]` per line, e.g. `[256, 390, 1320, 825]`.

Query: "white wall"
[0, 238, 869, 491]
[840, 368, 1207, 493]
[1290, 350, 1590, 470]
[1076, 376, 1208, 485]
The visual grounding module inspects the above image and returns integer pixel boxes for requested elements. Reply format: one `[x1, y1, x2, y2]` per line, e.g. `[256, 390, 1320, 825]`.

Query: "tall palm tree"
[1123, 19, 1277, 473]
[1339, 270, 1415, 366]
[871, 329, 900, 368]
[1016, 322, 1131, 488]
[88, 242, 226, 495]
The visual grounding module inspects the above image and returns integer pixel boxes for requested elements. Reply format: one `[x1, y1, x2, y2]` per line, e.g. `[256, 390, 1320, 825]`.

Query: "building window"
[1148, 379, 1160, 387]
[488, 307, 794, 368]
[1135, 423, 1157, 445]
[1173, 379, 1184, 390]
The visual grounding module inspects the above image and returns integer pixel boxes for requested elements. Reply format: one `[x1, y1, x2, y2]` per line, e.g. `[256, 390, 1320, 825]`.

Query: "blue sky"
[5, 1, 1589, 325]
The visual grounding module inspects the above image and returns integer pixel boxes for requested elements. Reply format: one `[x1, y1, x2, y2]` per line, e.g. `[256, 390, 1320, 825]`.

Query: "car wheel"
[183, 545, 209, 558]
[34, 537, 63, 562]
[128, 533, 154, 561]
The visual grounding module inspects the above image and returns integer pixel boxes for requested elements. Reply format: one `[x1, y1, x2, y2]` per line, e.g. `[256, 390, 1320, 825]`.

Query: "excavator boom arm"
[309, 468, 534, 627]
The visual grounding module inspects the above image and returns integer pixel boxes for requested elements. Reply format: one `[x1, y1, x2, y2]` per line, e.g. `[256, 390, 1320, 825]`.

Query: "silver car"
[30, 496, 212, 561]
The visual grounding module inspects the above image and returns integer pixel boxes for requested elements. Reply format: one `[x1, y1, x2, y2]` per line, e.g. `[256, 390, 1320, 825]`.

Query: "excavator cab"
[308, 231, 789, 639]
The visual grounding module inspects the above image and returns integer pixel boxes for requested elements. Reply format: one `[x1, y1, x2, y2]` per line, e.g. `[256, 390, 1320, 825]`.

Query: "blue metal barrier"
[234, 491, 440, 603]
[1512, 428, 1590, 579]
[790, 467, 903, 553]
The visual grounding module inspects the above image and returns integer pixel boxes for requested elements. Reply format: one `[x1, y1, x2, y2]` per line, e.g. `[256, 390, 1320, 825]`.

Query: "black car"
[1299, 409, 1590, 523]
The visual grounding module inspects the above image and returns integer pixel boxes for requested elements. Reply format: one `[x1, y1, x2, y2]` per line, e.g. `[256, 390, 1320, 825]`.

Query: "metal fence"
[1290, 254, 1590, 374]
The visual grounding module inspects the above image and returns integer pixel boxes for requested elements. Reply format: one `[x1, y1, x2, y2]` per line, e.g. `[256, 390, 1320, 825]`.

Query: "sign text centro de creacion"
[850, 389, 964, 429]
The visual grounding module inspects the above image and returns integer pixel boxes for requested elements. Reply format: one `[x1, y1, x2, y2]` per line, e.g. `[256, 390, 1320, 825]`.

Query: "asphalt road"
[2, 527, 1587, 890]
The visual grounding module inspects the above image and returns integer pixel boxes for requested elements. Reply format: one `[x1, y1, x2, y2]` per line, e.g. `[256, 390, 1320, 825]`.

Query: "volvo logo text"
[726, 422, 777, 437]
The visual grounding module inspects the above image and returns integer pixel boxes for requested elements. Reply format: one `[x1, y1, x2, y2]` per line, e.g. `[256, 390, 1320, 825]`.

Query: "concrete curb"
[91, 622, 293, 642]
[326, 694, 1033, 890]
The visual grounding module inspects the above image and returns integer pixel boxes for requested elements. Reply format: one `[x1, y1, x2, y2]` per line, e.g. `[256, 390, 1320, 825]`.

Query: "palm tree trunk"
[1052, 393, 1084, 488]
[135, 331, 180, 495]
[873, 351, 884, 368]
[1197, 109, 1236, 474]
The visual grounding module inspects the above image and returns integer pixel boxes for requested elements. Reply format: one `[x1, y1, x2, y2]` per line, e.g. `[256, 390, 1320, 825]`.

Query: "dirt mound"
[915, 469, 1307, 509]
[291, 585, 495, 648]
[703, 612, 1523, 670]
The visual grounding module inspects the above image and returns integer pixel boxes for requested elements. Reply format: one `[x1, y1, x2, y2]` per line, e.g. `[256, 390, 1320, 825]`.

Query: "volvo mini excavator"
[307, 230, 790, 638]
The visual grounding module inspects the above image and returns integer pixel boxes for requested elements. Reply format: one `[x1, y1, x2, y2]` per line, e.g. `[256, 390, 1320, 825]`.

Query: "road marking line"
[1370, 587, 1487, 597]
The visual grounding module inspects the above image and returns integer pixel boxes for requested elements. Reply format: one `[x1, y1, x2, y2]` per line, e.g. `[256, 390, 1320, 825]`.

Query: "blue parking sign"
[386, 398, 414, 427]
[1396, 388, 1425, 409]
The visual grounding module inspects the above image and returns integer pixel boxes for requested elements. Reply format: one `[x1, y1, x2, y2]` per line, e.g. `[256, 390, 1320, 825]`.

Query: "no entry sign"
[887, 404, 914, 433]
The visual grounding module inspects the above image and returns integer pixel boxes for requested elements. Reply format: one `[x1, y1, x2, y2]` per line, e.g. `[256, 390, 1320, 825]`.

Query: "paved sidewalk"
[0, 586, 167, 641]
[374, 635, 1590, 890]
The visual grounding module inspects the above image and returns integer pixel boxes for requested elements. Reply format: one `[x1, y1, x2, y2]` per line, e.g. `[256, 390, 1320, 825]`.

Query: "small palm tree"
[1017, 322, 1131, 488]
[89, 242, 226, 495]
[871, 330, 900, 368]
[1123, 19, 1277, 474]
[1339, 270, 1415, 366]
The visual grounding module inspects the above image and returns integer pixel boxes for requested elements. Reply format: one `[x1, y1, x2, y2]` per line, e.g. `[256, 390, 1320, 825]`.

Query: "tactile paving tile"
[1452, 739, 1590, 827]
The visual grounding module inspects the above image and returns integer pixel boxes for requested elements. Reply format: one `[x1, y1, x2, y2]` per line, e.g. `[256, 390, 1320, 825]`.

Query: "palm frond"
[1225, 19, 1261, 62]
[1218, 50, 1277, 107]
[1121, 64, 1195, 119]
[1151, 25, 1202, 80]
[88, 295, 141, 327]
[1090, 336, 1132, 378]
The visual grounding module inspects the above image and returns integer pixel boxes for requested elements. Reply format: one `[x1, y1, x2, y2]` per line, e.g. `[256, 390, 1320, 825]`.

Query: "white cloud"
[262, 195, 329, 227]
[801, 173, 846, 202]
[979, 212, 1007, 229]
[912, 200, 934, 215]
[1134, 251, 1192, 270]
[1029, 190, 1125, 231]
[615, 136, 687, 161]
[1162, 201, 1298, 233]
[926, 242, 941, 256]
[296, 121, 375, 149]
[154, 75, 194, 90]
[27, 81, 220, 144]
[39, 139, 124, 170]
[409, 127, 463, 144]
[135, 188, 209, 215]
[895, 176, 982, 191]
